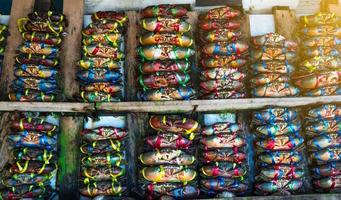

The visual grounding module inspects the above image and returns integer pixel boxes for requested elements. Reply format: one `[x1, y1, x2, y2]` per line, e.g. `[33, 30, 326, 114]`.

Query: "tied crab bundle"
[78, 11, 127, 102]
[0, 113, 59, 200]
[138, 115, 200, 199]
[296, 12, 341, 96]
[138, 5, 196, 101]
[249, 33, 300, 97]
[9, 11, 67, 102]
[79, 115, 128, 198]
[304, 104, 341, 192]
[199, 112, 250, 197]
[252, 107, 307, 195]
[198, 6, 248, 99]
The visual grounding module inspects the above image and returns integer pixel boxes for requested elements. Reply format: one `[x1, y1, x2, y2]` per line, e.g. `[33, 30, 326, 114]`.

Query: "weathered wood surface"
[58, 0, 84, 198]
[58, 116, 83, 199]
[0, 96, 339, 113]
[208, 193, 341, 200]
[60, 0, 84, 100]
[0, 0, 35, 99]
[125, 11, 138, 101]
[273, 7, 297, 40]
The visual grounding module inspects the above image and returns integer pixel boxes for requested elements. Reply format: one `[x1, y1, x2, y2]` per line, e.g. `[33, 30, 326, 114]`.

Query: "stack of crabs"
[0, 21, 8, 74]
[137, 5, 196, 101]
[138, 115, 200, 199]
[199, 113, 249, 197]
[304, 104, 341, 192]
[9, 11, 67, 101]
[78, 11, 127, 102]
[293, 12, 341, 96]
[198, 6, 248, 99]
[79, 116, 128, 197]
[249, 33, 300, 97]
[252, 107, 307, 195]
[0, 113, 59, 199]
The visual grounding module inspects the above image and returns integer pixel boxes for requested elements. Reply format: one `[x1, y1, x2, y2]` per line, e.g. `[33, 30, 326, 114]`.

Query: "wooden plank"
[59, 0, 84, 100]
[96, 96, 341, 113]
[58, 116, 83, 199]
[273, 7, 297, 40]
[0, 0, 35, 99]
[0, 102, 93, 112]
[58, 0, 84, 198]
[126, 113, 148, 194]
[207, 193, 341, 200]
[0, 96, 338, 113]
[125, 11, 138, 101]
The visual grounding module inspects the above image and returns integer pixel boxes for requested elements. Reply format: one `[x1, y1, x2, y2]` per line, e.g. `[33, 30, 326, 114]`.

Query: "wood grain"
[273, 8, 297, 40]
[0, 0, 35, 99]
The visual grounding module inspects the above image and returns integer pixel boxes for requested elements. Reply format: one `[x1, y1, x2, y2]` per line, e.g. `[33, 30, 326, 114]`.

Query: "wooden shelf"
[0, 96, 339, 113]
[209, 193, 341, 200]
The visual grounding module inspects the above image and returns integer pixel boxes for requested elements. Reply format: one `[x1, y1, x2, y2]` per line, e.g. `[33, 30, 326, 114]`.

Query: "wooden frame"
[0, 0, 340, 199]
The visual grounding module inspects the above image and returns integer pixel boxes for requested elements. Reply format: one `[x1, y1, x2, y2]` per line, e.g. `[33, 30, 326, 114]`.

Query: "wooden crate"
[0, 0, 340, 199]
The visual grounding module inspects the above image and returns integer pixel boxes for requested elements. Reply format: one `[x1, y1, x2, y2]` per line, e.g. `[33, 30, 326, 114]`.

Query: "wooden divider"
[58, 0, 84, 198]
[0, 0, 35, 99]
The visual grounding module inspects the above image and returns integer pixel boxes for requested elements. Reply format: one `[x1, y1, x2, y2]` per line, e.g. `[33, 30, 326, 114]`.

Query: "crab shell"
[140, 17, 191, 33]
[9, 161, 57, 174]
[77, 69, 122, 83]
[199, 6, 241, 20]
[21, 31, 62, 45]
[250, 61, 295, 74]
[82, 20, 122, 36]
[28, 11, 66, 23]
[139, 72, 190, 89]
[141, 165, 197, 183]
[20, 19, 64, 35]
[292, 71, 340, 90]
[81, 164, 126, 181]
[14, 65, 58, 79]
[305, 118, 340, 133]
[251, 107, 298, 125]
[306, 104, 341, 119]
[200, 164, 247, 178]
[146, 133, 192, 149]
[251, 82, 300, 97]
[91, 11, 127, 24]
[8, 131, 57, 150]
[201, 56, 247, 69]
[255, 135, 304, 151]
[80, 91, 121, 102]
[81, 82, 122, 94]
[250, 48, 297, 62]
[2, 173, 51, 187]
[137, 45, 194, 61]
[202, 148, 246, 163]
[313, 175, 341, 191]
[0, 184, 50, 200]
[201, 42, 248, 56]
[139, 183, 199, 199]
[11, 118, 57, 132]
[82, 33, 122, 46]
[304, 85, 341, 96]
[302, 36, 341, 47]
[12, 77, 57, 93]
[201, 123, 241, 136]
[18, 42, 58, 56]
[139, 32, 193, 47]
[80, 139, 123, 154]
[250, 73, 290, 86]
[202, 29, 242, 42]
[81, 152, 124, 167]
[251, 33, 298, 49]
[138, 87, 196, 101]
[200, 178, 248, 192]
[81, 127, 127, 141]
[307, 133, 340, 150]
[83, 45, 124, 59]
[254, 121, 301, 137]
[12, 148, 56, 162]
[310, 147, 341, 163]
[302, 46, 341, 57]
[149, 115, 199, 134]
[200, 90, 246, 99]
[257, 165, 305, 180]
[311, 162, 341, 178]
[141, 5, 188, 18]
[78, 57, 123, 70]
[16, 54, 58, 67]
[199, 20, 240, 31]
[139, 149, 195, 166]
[255, 179, 302, 194]
[299, 12, 341, 26]
[79, 181, 126, 197]
[300, 25, 341, 37]
[139, 60, 190, 74]
[258, 151, 302, 165]
[200, 68, 245, 81]
[200, 134, 246, 149]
